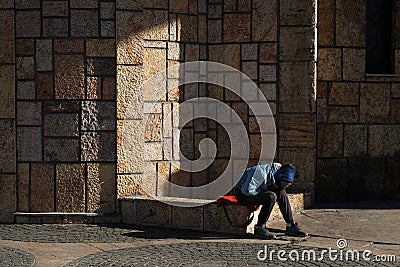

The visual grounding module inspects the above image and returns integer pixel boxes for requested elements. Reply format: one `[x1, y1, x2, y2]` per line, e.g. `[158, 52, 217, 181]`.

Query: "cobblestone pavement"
[0, 246, 35, 267]
[0, 224, 398, 267]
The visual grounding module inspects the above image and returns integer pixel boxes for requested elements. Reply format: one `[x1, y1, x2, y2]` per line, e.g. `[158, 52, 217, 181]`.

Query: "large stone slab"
[87, 163, 116, 213]
[368, 125, 400, 157]
[279, 114, 315, 147]
[336, 0, 365, 47]
[280, 0, 316, 26]
[56, 164, 85, 212]
[360, 83, 390, 123]
[280, 26, 315, 61]
[17, 127, 42, 162]
[30, 164, 55, 212]
[117, 65, 143, 119]
[317, 0, 335, 46]
[252, 0, 277, 42]
[317, 124, 343, 157]
[55, 55, 85, 99]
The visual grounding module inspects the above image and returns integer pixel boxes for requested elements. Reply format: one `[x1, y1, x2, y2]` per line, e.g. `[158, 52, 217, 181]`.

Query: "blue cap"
[274, 164, 295, 183]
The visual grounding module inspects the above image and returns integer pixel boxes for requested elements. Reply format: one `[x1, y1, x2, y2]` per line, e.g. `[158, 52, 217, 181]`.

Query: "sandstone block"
[0, 10, 14, 64]
[238, 0, 251, 12]
[117, 0, 143, 9]
[252, 0, 277, 42]
[71, 10, 98, 37]
[208, 19, 222, 43]
[102, 77, 116, 100]
[0, 0, 13, 8]
[37, 72, 54, 99]
[44, 113, 79, 137]
[43, 101, 80, 113]
[81, 132, 116, 161]
[56, 164, 85, 212]
[317, 0, 335, 46]
[16, 56, 34, 79]
[117, 65, 143, 119]
[317, 48, 341, 81]
[178, 15, 198, 42]
[316, 159, 348, 202]
[279, 114, 315, 147]
[55, 55, 85, 99]
[0, 120, 15, 173]
[87, 77, 101, 99]
[259, 83, 276, 101]
[143, 48, 166, 83]
[17, 127, 42, 162]
[144, 142, 163, 161]
[259, 64, 276, 82]
[36, 40, 53, 71]
[209, 44, 240, 69]
[87, 163, 116, 213]
[317, 124, 343, 157]
[392, 83, 400, 98]
[170, 0, 188, 13]
[279, 61, 316, 112]
[117, 120, 144, 174]
[16, 11, 40, 37]
[117, 173, 153, 198]
[17, 164, 29, 212]
[259, 43, 276, 63]
[16, 39, 34, 56]
[280, 0, 316, 26]
[70, 0, 97, 8]
[17, 102, 41, 125]
[208, 4, 222, 18]
[242, 61, 258, 80]
[198, 15, 207, 43]
[101, 21, 115, 38]
[224, 0, 236, 12]
[328, 82, 358, 105]
[30, 164, 54, 212]
[280, 26, 315, 61]
[43, 18, 68, 37]
[336, 0, 365, 47]
[368, 125, 400, 157]
[87, 58, 116, 76]
[328, 106, 358, 123]
[241, 44, 258, 61]
[42, 1, 68, 17]
[167, 42, 183, 60]
[0, 65, 15, 118]
[171, 206, 203, 230]
[100, 2, 115, 19]
[360, 83, 390, 123]
[0, 175, 16, 213]
[344, 125, 367, 157]
[86, 39, 116, 57]
[224, 14, 251, 42]
[392, 99, 400, 123]
[55, 39, 84, 53]
[343, 48, 365, 81]
[134, 199, 171, 226]
[143, 9, 169, 40]
[44, 138, 79, 162]
[144, 114, 162, 142]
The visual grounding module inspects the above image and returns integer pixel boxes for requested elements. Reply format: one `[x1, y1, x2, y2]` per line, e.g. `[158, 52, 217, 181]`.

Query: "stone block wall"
[316, 0, 400, 201]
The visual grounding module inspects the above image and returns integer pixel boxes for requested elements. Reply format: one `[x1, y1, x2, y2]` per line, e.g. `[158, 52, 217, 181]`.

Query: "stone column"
[278, 0, 317, 195]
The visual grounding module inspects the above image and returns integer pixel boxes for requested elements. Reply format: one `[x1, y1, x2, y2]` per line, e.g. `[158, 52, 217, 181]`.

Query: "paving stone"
[87, 163, 116, 213]
[56, 164, 85, 212]
[360, 83, 390, 123]
[44, 113, 79, 137]
[0, 120, 15, 173]
[224, 14, 251, 42]
[0, 10, 14, 64]
[15, 11, 40, 37]
[317, 124, 343, 157]
[82, 101, 116, 131]
[44, 138, 79, 162]
[30, 164, 55, 212]
[43, 18, 69, 37]
[17, 127, 42, 162]
[81, 132, 116, 161]
[55, 55, 85, 99]
[71, 10, 98, 37]
[0, 65, 15, 118]
[42, 1, 68, 17]
[17, 102, 41, 126]
[252, 0, 277, 42]
[0, 246, 35, 267]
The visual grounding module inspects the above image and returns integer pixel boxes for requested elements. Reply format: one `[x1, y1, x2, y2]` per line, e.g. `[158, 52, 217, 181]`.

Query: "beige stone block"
[37, 73, 54, 99]
[280, 147, 315, 191]
[144, 114, 162, 142]
[117, 65, 143, 119]
[224, 14, 250, 43]
[17, 127, 42, 161]
[43, 1, 68, 17]
[16, 56, 34, 79]
[178, 14, 198, 42]
[208, 19, 222, 43]
[87, 77, 101, 99]
[17, 164, 29, 212]
[0, 65, 15, 118]
[86, 39, 116, 57]
[81, 132, 116, 161]
[71, 10, 98, 37]
[318, 0, 335, 46]
[317, 124, 343, 157]
[56, 164, 85, 212]
[360, 83, 390, 123]
[16, 11, 40, 37]
[117, 174, 149, 198]
[329, 82, 358, 105]
[328, 106, 358, 123]
[30, 164, 54, 212]
[170, 0, 188, 13]
[55, 55, 85, 99]
[209, 44, 240, 70]
[144, 47, 166, 80]
[17, 102, 41, 126]
[135, 199, 171, 226]
[0, 174, 16, 213]
[143, 9, 169, 40]
[317, 48, 342, 81]
[44, 138, 79, 162]
[171, 206, 203, 230]
[116, 11, 144, 64]
[344, 125, 367, 157]
[279, 114, 315, 147]
[55, 39, 84, 53]
[0, 10, 14, 64]
[87, 163, 116, 213]
[280, 0, 316, 26]
[144, 142, 163, 161]
[279, 61, 316, 112]
[280, 26, 315, 61]
[117, 120, 144, 174]
[343, 48, 365, 81]
[81, 101, 116, 131]
[252, 0, 277, 42]
[36, 40, 53, 71]
[368, 125, 400, 157]
[336, 0, 365, 47]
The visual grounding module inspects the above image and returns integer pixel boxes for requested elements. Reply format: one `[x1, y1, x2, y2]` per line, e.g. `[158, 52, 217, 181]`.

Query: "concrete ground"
[0, 207, 399, 266]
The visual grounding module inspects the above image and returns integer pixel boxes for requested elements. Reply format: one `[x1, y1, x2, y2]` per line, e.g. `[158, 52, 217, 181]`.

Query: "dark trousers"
[236, 189, 293, 225]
